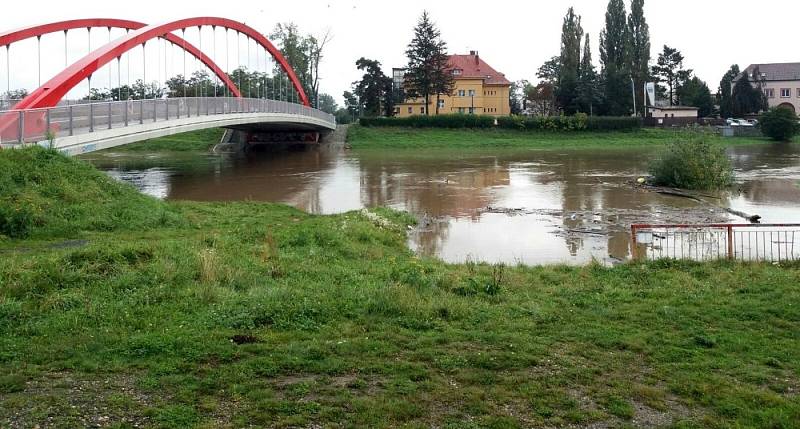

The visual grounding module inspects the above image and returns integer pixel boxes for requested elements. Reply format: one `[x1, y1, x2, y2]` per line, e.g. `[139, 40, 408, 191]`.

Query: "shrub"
[759, 107, 800, 141]
[360, 114, 495, 129]
[649, 136, 734, 190]
[360, 114, 641, 132]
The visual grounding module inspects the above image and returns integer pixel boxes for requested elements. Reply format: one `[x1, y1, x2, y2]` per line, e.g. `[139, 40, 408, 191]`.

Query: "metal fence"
[631, 224, 800, 262]
[0, 97, 336, 144]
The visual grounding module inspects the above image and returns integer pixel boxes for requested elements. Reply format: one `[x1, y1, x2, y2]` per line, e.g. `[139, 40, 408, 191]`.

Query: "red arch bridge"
[0, 17, 336, 155]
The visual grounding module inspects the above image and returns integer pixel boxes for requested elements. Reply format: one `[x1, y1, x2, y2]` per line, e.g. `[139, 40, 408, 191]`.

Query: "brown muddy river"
[83, 143, 800, 265]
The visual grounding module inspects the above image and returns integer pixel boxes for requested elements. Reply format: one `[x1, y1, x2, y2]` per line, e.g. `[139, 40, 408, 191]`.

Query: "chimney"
[474, 51, 479, 65]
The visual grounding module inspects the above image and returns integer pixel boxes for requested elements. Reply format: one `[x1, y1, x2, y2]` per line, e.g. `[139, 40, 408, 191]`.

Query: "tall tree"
[627, 0, 650, 116]
[270, 23, 330, 106]
[404, 11, 453, 116]
[732, 68, 767, 116]
[557, 7, 583, 115]
[271, 23, 310, 95]
[317, 93, 338, 114]
[537, 56, 561, 84]
[651, 45, 692, 106]
[577, 34, 602, 115]
[600, 0, 631, 116]
[718, 64, 740, 118]
[354, 58, 391, 117]
[678, 77, 714, 117]
[382, 77, 397, 117]
[510, 80, 528, 115]
[343, 90, 360, 117]
[528, 82, 557, 116]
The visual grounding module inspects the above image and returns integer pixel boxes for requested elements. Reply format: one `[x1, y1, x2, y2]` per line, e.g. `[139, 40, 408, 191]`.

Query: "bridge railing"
[0, 97, 336, 144]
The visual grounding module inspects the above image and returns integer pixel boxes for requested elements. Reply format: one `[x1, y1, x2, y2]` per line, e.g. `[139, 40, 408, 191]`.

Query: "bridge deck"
[0, 97, 336, 155]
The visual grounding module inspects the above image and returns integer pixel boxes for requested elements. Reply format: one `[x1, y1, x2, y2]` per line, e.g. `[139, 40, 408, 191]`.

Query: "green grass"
[110, 128, 224, 152]
[347, 126, 782, 150]
[2, 147, 800, 428]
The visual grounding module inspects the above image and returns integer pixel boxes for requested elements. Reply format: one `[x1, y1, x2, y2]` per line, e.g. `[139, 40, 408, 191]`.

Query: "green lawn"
[1, 147, 799, 428]
[347, 126, 782, 150]
[109, 128, 225, 152]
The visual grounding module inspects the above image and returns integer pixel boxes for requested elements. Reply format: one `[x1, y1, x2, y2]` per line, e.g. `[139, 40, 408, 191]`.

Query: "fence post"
[727, 226, 734, 259]
[69, 105, 74, 136]
[139, 100, 144, 125]
[17, 111, 24, 143]
[123, 102, 128, 127]
[46, 109, 51, 135]
[108, 102, 112, 129]
[89, 103, 94, 132]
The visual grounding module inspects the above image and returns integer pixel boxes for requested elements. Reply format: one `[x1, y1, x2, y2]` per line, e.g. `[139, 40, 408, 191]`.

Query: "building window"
[458, 89, 466, 97]
[781, 88, 791, 98]
[452, 69, 462, 76]
[765, 88, 775, 98]
[408, 107, 413, 114]
[420, 107, 425, 114]
[457, 107, 465, 113]
[468, 90, 476, 97]
[438, 99, 445, 108]
[468, 107, 475, 114]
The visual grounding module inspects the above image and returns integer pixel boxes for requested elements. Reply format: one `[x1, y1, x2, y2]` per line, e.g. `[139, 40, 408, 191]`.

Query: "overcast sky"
[1, 0, 797, 104]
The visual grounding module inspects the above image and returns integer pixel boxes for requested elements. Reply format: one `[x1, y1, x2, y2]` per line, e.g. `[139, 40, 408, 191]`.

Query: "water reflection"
[83, 142, 800, 265]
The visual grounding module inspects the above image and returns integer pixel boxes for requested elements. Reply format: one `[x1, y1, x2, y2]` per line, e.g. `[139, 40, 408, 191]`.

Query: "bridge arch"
[11, 17, 309, 110]
[0, 19, 242, 100]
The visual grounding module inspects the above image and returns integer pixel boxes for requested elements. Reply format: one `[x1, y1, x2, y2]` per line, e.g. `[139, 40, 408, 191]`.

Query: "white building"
[741, 63, 800, 114]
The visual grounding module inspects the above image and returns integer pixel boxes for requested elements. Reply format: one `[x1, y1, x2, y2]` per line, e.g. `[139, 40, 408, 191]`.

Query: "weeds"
[1, 149, 799, 428]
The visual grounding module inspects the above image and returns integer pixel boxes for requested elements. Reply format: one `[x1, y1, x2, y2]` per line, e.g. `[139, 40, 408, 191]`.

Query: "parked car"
[727, 118, 754, 127]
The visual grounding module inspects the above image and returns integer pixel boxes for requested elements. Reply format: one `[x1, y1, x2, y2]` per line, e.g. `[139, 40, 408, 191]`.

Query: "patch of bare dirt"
[0, 372, 156, 428]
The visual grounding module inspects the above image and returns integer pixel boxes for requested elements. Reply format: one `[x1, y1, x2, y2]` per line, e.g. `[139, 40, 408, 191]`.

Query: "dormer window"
[452, 69, 463, 76]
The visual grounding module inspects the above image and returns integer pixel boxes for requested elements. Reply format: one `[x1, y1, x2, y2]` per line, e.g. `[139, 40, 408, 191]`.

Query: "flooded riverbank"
[83, 142, 800, 265]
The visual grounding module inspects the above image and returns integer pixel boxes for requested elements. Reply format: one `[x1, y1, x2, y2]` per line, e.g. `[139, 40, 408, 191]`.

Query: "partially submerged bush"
[759, 107, 800, 141]
[649, 137, 733, 190]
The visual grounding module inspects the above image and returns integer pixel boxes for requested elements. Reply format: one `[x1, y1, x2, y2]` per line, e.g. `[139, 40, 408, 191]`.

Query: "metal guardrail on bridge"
[0, 97, 336, 144]
[631, 224, 800, 262]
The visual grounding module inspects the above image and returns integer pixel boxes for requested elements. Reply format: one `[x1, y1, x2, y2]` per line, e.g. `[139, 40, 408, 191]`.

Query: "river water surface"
[83, 142, 800, 265]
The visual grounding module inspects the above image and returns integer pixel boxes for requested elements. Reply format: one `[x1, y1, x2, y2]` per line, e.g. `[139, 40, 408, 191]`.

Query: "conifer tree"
[600, 0, 632, 116]
[577, 34, 602, 115]
[627, 0, 650, 116]
[405, 11, 453, 115]
[557, 7, 583, 115]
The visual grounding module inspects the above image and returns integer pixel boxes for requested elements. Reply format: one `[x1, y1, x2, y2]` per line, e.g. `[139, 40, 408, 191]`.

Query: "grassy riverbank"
[348, 126, 782, 150]
[111, 128, 225, 152]
[2, 147, 799, 428]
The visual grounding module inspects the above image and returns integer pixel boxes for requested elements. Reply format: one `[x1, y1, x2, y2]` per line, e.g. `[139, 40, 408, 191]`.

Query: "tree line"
[515, 0, 768, 119]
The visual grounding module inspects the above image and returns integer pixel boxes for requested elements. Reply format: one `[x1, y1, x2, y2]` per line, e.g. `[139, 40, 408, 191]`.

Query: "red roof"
[448, 53, 511, 86]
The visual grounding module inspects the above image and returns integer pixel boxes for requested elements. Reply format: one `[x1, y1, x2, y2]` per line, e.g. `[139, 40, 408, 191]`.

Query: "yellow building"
[394, 51, 511, 117]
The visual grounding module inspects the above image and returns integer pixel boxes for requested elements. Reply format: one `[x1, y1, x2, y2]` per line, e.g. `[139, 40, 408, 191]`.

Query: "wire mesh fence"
[631, 224, 800, 262]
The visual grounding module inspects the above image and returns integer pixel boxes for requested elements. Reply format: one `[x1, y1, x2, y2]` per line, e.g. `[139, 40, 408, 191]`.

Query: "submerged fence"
[631, 224, 800, 262]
